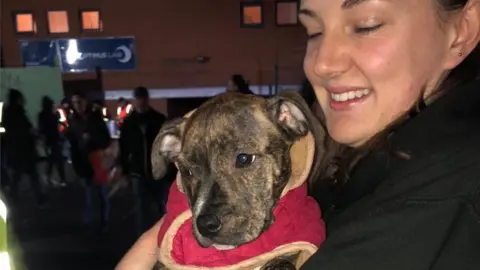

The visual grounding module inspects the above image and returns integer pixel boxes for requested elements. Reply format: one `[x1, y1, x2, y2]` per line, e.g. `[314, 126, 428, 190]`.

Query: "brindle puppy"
[152, 91, 331, 269]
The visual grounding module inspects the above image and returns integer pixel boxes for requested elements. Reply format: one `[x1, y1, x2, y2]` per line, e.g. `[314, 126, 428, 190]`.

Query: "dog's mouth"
[212, 244, 237, 251]
[194, 231, 238, 250]
[192, 210, 275, 250]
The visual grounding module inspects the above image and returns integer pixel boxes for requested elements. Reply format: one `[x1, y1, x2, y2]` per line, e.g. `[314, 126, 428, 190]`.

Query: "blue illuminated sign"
[19, 37, 136, 72]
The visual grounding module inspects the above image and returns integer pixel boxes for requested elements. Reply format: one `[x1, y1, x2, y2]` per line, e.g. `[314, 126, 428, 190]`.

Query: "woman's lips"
[327, 88, 372, 111]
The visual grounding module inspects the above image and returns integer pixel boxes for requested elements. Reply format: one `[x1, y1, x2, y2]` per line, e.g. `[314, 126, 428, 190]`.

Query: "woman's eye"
[354, 24, 383, 34]
[307, 32, 323, 40]
[235, 154, 256, 168]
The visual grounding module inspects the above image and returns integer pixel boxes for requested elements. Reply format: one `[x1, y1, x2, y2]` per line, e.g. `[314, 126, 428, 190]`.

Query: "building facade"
[2, 0, 307, 111]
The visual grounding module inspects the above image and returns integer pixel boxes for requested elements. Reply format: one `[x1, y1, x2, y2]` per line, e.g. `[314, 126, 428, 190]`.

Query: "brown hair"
[314, 0, 480, 187]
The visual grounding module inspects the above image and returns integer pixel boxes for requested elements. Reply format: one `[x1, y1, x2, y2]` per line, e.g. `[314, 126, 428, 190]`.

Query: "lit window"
[48, 11, 69, 33]
[14, 12, 36, 33]
[80, 10, 102, 31]
[240, 2, 264, 27]
[244, 7, 262, 24]
[276, 1, 299, 26]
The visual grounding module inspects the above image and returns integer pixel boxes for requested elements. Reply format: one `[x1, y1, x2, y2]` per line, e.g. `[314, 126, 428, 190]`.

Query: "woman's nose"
[312, 32, 352, 80]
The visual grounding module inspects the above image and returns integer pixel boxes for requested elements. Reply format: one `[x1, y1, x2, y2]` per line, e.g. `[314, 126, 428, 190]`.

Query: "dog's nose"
[196, 214, 222, 236]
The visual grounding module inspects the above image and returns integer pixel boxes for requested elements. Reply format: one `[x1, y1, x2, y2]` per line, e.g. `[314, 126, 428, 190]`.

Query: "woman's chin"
[327, 123, 372, 148]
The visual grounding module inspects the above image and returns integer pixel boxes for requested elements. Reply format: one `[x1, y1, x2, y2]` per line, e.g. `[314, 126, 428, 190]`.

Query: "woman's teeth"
[331, 89, 370, 102]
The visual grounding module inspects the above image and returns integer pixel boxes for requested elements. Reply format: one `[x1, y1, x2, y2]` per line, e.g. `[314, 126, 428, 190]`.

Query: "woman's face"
[301, 0, 464, 147]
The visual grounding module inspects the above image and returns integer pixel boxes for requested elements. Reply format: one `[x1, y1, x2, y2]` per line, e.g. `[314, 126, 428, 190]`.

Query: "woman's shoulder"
[304, 138, 480, 270]
[387, 80, 480, 195]
[305, 154, 480, 270]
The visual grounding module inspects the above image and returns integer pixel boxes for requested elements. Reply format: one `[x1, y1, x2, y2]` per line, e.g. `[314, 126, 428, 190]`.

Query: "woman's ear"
[444, 0, 480, 69]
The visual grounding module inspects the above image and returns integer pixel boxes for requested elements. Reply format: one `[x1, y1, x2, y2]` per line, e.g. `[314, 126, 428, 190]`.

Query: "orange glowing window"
[241, 3, 263, 27]
[48, 11, 69, 33]
[276, 1, 299, 26]
[81, 10, 102, 31]
[14, 12, 36, 33]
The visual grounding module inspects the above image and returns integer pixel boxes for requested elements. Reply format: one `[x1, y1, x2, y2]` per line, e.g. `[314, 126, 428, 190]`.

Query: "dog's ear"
[151, 118, 185, 171]
[153, 117, 185, 160]
[267, 91, 311, 140]
[151, 117, 185, 179]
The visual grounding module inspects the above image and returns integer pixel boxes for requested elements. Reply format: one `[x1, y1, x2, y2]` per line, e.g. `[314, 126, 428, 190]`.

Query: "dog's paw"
[260, 258, 297, 270]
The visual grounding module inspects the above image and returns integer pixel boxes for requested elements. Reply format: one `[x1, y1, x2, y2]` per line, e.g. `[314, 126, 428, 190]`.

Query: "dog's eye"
[180, 167, 193, 176]
[236, 154, 256, 168]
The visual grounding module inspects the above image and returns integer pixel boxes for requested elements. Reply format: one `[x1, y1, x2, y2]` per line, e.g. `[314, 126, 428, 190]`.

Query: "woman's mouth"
[329, 88, 371, 111]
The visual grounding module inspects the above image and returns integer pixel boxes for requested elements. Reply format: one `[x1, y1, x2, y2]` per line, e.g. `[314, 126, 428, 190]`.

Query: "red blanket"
[157, 181, 326, 267]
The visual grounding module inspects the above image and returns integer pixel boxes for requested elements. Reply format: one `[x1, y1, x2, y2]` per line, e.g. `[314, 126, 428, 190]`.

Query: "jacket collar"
[392, 80, 480, 155]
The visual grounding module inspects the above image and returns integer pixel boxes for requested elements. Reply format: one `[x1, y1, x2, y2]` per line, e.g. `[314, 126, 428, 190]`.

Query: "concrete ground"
[5, 162, 141, 270]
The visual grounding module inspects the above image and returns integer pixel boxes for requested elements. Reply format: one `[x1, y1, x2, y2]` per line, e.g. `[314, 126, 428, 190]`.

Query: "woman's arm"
[115, 217, 164, 270]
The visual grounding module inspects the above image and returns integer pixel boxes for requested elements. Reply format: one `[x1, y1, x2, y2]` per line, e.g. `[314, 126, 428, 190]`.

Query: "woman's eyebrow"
[299, 0, 375, 18]
[342, 0, 370, 9]
[343, 0, 392, 9]
[298, 8, 316, 19]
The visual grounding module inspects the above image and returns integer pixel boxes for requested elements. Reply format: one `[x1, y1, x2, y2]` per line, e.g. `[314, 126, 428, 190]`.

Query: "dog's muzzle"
[193, 214, 237, 250]
[196, 214, 222, 236]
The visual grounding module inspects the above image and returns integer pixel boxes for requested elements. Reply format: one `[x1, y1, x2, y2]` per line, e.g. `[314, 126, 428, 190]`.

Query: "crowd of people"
[0, 87, 175, 235]
[0, 73, 254, 237]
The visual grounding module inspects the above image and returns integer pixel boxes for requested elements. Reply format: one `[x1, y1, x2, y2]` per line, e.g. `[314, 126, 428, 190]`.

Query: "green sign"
[0, 67, 64, 127]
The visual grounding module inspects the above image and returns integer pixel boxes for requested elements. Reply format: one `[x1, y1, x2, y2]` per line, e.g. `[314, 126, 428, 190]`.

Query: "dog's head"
[152, 92, 324, 249]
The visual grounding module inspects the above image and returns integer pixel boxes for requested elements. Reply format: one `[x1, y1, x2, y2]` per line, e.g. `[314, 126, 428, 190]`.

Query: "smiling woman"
[298, 0, 480, 269]
[300, 0, 466, 147]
